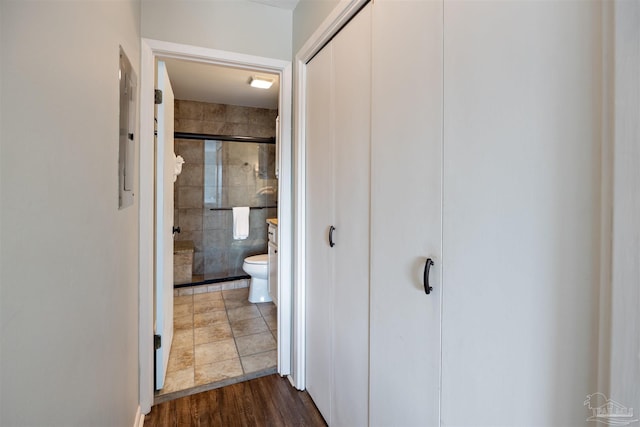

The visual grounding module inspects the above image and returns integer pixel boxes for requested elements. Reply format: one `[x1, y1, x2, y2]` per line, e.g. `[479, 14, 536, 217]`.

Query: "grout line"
[224, 288, 247, 375]
[160, 287, 277, 398]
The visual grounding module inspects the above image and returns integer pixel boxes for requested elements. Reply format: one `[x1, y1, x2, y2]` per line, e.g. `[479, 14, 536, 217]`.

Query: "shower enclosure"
[174, 134, 277, 283]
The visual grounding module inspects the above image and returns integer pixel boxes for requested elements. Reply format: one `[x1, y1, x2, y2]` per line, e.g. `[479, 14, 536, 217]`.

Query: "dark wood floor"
[144, 374, 327, 427]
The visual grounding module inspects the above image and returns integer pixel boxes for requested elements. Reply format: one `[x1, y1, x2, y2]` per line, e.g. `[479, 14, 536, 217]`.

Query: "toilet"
[243, 254, 272, 303]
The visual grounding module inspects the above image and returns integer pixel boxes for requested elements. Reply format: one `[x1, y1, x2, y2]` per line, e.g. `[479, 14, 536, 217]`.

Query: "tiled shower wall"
[174, 100, 278, 280]
[174, 99, 277, 138]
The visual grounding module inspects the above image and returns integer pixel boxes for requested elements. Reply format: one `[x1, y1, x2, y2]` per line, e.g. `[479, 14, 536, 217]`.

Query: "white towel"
[232, 207, 250, 240]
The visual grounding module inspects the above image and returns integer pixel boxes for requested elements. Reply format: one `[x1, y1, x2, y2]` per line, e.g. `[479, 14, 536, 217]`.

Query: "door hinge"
[154, 89, 163, 105]
[154, 334, 161, 350]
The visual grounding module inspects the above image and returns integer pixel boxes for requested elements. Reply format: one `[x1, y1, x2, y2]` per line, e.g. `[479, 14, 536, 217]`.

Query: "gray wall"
[0, 1, 141, 426]
[142, 0, 293, 61]
[293, 0, 340, 55]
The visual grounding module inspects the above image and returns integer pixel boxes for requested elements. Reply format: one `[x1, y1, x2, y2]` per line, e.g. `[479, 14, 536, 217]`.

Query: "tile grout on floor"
[158, 284, 277, 398]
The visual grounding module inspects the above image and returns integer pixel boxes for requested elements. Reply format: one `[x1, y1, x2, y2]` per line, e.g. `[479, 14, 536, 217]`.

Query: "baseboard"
[133, 406, 144, 427]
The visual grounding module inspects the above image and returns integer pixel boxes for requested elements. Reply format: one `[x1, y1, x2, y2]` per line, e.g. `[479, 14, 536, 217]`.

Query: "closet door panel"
[442, 1, 602, 424]
[331, 5, 371, 427]
[369, 1, 443, 425]
[305, 44, 334, 423]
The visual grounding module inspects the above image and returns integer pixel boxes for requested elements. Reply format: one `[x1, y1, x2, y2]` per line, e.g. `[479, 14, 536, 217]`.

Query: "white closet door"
[441, 2, 602, 424]
[369, 0, 443, 425]
[305, 42, 334, 422]
[331, 5, 371, 426]
[305, 4, 372, 425]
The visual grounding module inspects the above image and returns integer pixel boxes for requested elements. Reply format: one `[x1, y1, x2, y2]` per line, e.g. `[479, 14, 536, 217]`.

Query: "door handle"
[173, 226, 181, 235]
[329, 226, 336, 247]
[423, 258, 434, 295]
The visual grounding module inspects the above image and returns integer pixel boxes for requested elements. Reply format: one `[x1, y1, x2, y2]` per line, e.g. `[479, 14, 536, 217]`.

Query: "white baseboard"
[133, 406, 144, 427]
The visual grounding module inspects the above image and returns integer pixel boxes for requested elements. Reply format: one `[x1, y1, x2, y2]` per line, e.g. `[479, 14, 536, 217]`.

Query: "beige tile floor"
[158, 287, 277, 396]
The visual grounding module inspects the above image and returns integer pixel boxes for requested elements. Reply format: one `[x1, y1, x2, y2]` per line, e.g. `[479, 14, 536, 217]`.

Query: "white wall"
[142, 0, 293, 61]
[0, 1, 141, 426]
[292, 0, 340, 55]
[609, 0, 640, 414]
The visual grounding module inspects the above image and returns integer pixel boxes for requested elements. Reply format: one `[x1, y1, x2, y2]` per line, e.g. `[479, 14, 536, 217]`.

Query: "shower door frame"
[138, 38, 293, 414]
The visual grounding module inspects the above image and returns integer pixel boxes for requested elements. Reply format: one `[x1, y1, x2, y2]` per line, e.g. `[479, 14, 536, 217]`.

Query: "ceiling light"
[250, 76, 274, 89]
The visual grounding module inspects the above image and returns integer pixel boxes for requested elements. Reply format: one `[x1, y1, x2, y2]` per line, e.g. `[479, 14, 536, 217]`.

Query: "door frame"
[292, 0, 369, 391]
[139, 38, 293, 413]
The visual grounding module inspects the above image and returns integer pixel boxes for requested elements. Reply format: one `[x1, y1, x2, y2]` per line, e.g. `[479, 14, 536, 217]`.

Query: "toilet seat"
[244, 254, 268, 265]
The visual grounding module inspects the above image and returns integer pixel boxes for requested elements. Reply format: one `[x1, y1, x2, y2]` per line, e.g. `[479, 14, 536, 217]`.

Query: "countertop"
[267, 218, 278, 226]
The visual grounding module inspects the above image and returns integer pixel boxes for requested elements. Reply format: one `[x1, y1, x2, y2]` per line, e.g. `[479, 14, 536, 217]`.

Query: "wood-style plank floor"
[145, 374, 327, 427]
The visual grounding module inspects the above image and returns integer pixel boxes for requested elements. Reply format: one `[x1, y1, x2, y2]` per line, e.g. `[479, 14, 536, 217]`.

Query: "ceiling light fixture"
[250, 76, 274, 89]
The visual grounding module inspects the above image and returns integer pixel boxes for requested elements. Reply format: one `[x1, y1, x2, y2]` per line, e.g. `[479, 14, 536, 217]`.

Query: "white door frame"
[139, 38, 293, 413]
[292, 0, 370, 391]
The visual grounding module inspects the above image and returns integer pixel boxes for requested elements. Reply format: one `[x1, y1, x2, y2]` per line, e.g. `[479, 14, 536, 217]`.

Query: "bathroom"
[157, 59, 280, 399]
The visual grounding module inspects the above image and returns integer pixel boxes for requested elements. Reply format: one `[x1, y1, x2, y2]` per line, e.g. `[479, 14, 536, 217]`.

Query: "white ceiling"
[163, 58, 280, 110]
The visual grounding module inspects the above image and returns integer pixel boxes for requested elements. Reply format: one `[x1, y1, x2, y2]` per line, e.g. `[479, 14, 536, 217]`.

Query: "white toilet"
[243, 254, 272, 303]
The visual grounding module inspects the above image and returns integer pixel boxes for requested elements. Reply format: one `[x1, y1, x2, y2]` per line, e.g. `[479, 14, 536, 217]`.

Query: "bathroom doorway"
[139, 39, 293, 412]
[159, 59, 278, 400]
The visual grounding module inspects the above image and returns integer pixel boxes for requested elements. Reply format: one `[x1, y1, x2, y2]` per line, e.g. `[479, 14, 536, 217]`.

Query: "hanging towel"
[232, 207, 250, 240]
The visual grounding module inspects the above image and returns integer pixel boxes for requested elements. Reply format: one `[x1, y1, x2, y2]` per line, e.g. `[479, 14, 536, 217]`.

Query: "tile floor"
[157, 285, 277, 398]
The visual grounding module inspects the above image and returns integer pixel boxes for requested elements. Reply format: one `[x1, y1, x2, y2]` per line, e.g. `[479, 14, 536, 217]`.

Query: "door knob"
[329, 226, 336, 247]
[423, 258, 434, 295]
[173, 226, 181, 234]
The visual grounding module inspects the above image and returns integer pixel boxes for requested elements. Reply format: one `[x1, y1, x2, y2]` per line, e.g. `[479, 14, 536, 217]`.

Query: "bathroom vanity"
[267, 218, 278, 306]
